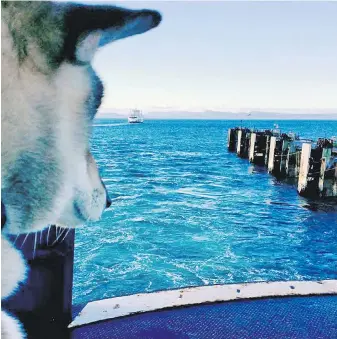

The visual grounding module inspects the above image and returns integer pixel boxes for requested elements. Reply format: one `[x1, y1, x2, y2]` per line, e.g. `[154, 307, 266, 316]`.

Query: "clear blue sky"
[77, 1, 337, 114]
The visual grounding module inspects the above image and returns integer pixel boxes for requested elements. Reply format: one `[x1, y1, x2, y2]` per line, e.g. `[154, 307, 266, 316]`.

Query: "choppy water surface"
[73, 120, 337, 304]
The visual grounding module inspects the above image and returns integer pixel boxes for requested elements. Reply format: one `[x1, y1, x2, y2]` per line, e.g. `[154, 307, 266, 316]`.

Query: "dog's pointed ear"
[63, 4, 162, 63]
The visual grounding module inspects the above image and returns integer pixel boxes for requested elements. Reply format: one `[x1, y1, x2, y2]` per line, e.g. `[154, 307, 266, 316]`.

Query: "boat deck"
[70, 295, 337, 339]
[69, 281, 337, 339]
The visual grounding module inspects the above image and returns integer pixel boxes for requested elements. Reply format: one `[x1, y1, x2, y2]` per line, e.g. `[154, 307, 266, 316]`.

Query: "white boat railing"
[69, 279, 337, 328]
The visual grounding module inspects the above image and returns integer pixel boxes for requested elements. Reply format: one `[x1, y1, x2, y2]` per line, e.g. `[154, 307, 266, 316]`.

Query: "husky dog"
[1, 1, 161, 338]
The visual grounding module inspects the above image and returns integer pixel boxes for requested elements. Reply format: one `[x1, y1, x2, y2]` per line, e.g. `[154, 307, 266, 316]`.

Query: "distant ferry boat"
[128, 109, 144, 124]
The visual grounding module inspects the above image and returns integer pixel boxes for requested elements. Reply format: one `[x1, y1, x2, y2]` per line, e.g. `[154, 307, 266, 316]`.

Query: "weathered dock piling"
[248, 133, 256, 162]
[236, 129, 242, 155]
[236, 128, 251, 158]
[227, 128, 237, 152]
[285, 141, 301, 178]
[227, 127, 337, 199]
[298, 143, 311, 195]
[267, 136, 277, 174]
[268, 133, 295, 178]
[298, 138, 337, 198]
[249, 132, 269, 165]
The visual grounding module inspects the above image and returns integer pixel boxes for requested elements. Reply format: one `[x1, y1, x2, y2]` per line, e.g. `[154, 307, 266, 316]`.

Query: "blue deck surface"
[71, 295, 337, 339]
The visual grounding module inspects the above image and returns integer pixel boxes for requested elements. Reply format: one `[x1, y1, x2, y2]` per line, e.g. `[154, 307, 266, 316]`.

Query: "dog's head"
[1, 1, 161, 234]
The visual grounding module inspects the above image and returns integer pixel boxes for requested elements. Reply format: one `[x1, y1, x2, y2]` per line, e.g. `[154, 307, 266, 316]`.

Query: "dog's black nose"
[101, 179, 112, 209]
[106, 194, 112, 209]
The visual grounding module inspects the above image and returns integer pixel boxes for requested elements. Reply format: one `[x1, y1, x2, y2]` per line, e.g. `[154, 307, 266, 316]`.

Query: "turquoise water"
[73, 120, 337, 305]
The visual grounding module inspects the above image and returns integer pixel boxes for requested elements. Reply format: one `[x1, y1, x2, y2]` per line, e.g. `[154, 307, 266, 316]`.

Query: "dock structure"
[227, 127, 337, 199]
[236, 128, 251, 158]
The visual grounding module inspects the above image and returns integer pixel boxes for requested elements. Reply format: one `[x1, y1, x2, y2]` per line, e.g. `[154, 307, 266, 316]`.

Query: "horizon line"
[98, 109, 337, 115]
[94, 117, 337, 121]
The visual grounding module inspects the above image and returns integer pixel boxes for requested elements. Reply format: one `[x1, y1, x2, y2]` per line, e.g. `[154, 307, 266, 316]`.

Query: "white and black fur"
[1, 2, 161, 338]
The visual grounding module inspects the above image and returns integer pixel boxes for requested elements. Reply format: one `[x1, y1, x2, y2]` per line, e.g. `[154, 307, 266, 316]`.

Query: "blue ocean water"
[73, 120, 337, 305]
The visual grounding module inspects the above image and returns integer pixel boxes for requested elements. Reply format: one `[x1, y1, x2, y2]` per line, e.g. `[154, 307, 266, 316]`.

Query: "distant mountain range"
[96, 110, 337, 120]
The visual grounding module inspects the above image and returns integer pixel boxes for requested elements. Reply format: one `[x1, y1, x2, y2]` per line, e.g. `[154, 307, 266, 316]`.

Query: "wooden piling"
[298, 143, 311, 195]
[254, 133, 268, 165]
[241, 130, 251, 159]
[236, 129, 242, 155]
[264, 135, 271, 166]
[249, 133, 256, 162]
[227, 129, 231, 148]
[285, 142, 300, 178]
[279, 139, 291, 176]
[268, 136, 277, 173]
[227, 128, 236, 152]
[318, 147, 331, 197]
[319, 157, 327, 195]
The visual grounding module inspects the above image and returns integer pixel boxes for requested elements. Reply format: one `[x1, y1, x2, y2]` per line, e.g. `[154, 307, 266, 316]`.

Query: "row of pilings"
[227, 127, 337, 199]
